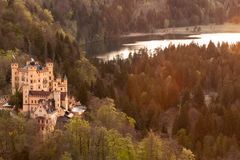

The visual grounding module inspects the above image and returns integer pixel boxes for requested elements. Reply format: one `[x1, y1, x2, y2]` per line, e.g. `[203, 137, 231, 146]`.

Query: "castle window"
[38, 79, 40, 82]
[25, 100, 27, 104]
[31, 100, 33, 104]
[35, 100, 37, 103]
[49, 76, 51, 80]
[30, 80, 33, 83]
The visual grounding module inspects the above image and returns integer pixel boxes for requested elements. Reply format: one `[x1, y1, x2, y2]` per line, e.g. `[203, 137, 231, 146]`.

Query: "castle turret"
[63, 75, 68, 92]
[46, 62, 54, 90]
[64, 75, 67, 81]
[46, 62, 53, 75]
[11, 63, 19, 94]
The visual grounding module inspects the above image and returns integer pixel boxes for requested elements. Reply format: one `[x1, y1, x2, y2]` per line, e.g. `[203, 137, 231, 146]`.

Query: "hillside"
[1, 0, 240, 44]
[1, 0, 240, 159]
[21, 0, 240, 41]
[0, 0, 97, 103]
[92, 42, 240, 160]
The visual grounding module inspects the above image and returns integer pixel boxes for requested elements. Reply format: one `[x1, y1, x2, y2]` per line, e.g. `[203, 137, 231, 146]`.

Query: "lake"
[85, 33, 240, 60]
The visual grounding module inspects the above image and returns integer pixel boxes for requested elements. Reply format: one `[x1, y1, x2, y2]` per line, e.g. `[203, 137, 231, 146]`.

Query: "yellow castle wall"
[11, 61, 68, 112]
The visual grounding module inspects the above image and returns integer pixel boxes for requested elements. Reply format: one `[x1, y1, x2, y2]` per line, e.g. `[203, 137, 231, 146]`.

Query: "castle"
[11, 59, 68, 133]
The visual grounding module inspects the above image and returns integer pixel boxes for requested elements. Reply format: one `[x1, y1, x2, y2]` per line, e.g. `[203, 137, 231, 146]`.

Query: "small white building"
[71, 105, 86, 116]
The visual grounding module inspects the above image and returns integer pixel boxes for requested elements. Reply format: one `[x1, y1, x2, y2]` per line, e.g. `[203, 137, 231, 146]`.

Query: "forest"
[0, 0, 97, 103]
[0, 98, 196, 160]
[92, 42, 240, 160]
[0, 0, 240, 160]
[39, 0, 240, 39]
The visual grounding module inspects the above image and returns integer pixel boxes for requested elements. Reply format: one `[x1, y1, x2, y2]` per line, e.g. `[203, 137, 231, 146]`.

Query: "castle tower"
[11, 63, 19, 94]
[22, 85, 29, 112]
[63, 75, 68, 110]
[46, 62, 53, 72]
[27, 63, 38, 91]
[46, 62, 54, 78]
[46, 62, 54, 90]
[63, 75, 68, 92]
[53, 91, 61, 109]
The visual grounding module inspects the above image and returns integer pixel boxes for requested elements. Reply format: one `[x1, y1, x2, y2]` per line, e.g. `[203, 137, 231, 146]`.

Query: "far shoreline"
[121, 23, 240, 38]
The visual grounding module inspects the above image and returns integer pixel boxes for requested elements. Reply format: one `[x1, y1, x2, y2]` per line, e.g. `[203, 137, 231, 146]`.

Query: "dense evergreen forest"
[92, 42, 240, 160]
[1, 0, 240, 160]
[34, 0, 240, 41]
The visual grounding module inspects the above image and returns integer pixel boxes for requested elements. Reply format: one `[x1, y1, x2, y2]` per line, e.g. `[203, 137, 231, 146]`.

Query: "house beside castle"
[11, 59, 68, 133]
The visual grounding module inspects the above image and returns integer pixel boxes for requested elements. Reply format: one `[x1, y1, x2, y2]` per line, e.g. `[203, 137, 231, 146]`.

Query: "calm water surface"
[87, 33, 240, 60]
